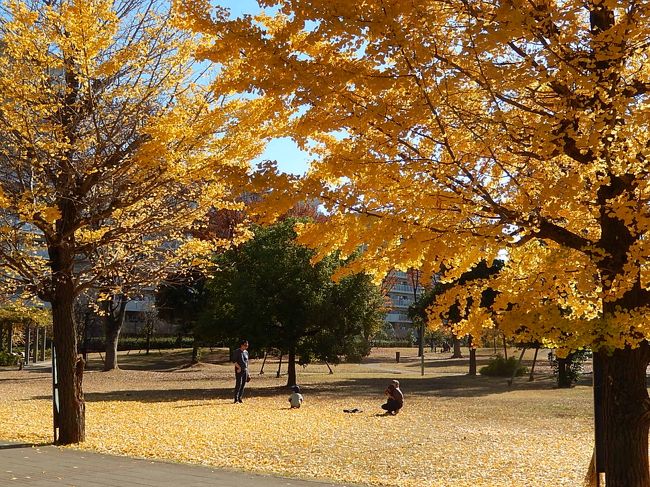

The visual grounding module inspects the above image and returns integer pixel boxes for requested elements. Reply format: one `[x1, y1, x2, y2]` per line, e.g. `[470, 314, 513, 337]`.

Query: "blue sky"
[217, 1, 310, 175]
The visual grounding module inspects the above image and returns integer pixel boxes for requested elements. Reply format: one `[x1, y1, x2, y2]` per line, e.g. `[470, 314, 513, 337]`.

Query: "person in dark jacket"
[233, 339, 250, 403]
[381, 379, 404, 415]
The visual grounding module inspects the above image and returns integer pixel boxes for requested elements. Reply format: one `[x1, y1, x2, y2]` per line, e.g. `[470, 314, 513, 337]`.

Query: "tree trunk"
[103, 296, 127, 371]
[557, 356, 571, 388]
[259, 350, 267, 374]
[528, 346, 539, 382]
[502, 335, 508, 359]
[276, 353, 283, 378]
[325, 361, 333, 374]
[508, 347, 527, 387]
[451, 336, 463, 358]
[25, 326, 31, 366]
[33, 327, 40, 363]
[191, 338, 200, 365]
[417, 321, 424, 358]
[596, 344, 650, 487]
[286, 348, 297, 387]
[51, 288, 85, 444]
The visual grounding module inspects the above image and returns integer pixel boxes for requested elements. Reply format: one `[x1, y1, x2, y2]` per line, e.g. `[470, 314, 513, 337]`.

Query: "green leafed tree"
[195, 219, 385, 387]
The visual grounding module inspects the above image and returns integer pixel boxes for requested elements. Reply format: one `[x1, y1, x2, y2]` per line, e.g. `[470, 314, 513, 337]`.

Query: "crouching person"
[381, 380, 403, 415]
[288, 385, 304, 408]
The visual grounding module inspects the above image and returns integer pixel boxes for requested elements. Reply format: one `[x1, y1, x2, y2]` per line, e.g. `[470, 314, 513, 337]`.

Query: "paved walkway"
[0, 440, 360, 487]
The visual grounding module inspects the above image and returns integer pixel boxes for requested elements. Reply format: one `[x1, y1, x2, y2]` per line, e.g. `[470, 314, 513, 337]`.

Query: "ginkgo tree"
[0, 0, 261, 444]
[179, 1, 650, 485]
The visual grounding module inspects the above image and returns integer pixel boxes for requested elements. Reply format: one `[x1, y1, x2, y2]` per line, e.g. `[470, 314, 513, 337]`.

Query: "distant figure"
[288, 385, 304, 408]
[381, 379, 404, 415]
[233, 339, 250, 403]
[441, 341, 451, 353]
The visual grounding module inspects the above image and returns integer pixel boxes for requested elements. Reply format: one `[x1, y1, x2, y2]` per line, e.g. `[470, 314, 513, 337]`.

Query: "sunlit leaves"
[0, 0, 256, 300]
[186, 0, 650, 352]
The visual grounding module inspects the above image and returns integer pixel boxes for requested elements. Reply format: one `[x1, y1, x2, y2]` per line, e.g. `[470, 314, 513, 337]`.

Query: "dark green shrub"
[479, 354, 528, 377]
[369, 340, 413, 348]
[79, 335, 196, 352]
[549, 349, 590, 386]
[0, 351, 20, 366]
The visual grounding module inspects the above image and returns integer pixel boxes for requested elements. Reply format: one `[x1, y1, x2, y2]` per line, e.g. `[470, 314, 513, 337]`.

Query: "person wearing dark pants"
[233, 339, 250, 403]
[381, 379, 404, 415]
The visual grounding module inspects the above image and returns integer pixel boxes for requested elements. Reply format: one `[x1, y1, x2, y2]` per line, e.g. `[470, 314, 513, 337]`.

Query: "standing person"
[233, 339, 250, 403]
[381, 379, 403, 415]
[288, 385, 304, 409]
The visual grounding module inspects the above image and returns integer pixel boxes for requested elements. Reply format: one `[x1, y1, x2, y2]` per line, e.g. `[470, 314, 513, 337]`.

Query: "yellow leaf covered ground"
[0, 348, 594, 486]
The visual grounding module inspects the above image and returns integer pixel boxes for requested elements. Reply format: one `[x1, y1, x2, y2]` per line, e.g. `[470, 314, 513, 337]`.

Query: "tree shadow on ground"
[30, 372, 574, 404]
[0, 371, 51, 381]
[306, 374, 564, 399]
[82, 350, 216, 372]
[32, 385, 290, 403]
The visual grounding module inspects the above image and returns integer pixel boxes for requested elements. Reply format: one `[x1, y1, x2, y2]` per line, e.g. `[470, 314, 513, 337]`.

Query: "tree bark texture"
[51, 288, 85, 444]
[597, 344, 650, 487]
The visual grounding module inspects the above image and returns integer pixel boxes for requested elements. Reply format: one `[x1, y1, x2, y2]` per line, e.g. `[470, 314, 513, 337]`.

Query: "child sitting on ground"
[288, 385, 304, 408]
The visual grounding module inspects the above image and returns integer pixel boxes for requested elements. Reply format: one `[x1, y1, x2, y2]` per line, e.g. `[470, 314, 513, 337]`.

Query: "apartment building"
[384, 270, 426, 339]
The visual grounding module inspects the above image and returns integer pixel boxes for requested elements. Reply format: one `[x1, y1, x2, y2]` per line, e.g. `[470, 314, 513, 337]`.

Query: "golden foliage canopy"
[0, 0, 259, 301]
[180, 0, 650, 352]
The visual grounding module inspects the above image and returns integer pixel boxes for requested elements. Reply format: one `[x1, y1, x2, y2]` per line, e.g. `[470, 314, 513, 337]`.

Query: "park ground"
[0, 347, 594, 487]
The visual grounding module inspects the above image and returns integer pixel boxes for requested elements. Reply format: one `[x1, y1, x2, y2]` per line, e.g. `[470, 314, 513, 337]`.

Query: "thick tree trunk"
[103, 296, 127, 371]
[286, 348, 297, 387]
[597, 344, 650, 487]
[51, 289, 85, 444]
[451, 336, 463, 358]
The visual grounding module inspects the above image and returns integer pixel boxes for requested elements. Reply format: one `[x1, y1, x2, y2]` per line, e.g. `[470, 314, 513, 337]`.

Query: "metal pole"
[593, 351, 606, 486]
